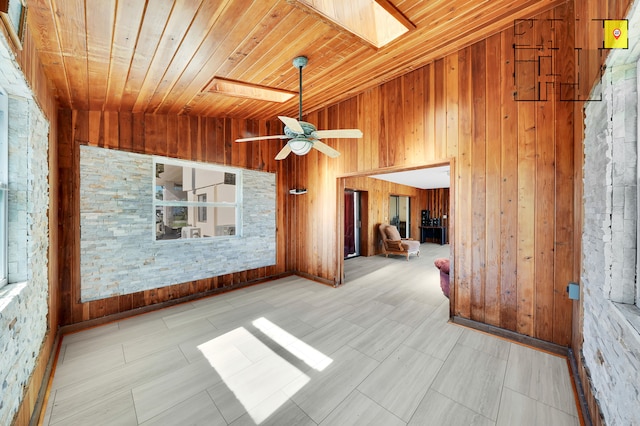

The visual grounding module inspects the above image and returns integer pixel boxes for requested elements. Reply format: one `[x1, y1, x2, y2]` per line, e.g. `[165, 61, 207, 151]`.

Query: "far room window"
[154, 158, 241, 240]
[198, 194, 207, 222]
[0, 87, 7, 288]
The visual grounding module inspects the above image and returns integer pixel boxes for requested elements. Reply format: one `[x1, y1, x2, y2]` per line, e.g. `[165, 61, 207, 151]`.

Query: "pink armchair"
[378, 223, 420, 260]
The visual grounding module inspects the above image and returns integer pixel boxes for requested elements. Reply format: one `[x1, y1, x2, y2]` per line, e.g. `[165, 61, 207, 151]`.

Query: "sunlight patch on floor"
[253, 317, 333, 371]
[198, 318, 332, 424]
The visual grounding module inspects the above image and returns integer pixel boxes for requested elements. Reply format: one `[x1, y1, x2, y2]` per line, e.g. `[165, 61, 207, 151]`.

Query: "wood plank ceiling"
[26, 0, 564, 120]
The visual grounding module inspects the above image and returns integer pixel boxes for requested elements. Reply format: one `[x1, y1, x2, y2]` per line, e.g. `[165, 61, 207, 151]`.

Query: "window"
[197, 194, 207, 222]
[0, 87, 7, 288]
[154, 158, 240, 240]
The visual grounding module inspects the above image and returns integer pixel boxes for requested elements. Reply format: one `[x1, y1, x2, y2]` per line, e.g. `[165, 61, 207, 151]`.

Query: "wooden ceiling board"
[132, 0, 232, 113]
[85, 0, 115, 110]
[146, 0, 266, 114]
[103, 0, 147, 110]
[25, 0, 566, 118]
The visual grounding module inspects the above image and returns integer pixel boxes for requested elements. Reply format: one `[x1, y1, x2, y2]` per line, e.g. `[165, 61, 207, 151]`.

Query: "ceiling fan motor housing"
[283, 121, 317, 138]
[289, 136, 313, 156]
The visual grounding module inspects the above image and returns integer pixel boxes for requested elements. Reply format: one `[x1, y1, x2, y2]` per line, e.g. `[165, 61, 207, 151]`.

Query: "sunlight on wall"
[197, 318, 332, 424]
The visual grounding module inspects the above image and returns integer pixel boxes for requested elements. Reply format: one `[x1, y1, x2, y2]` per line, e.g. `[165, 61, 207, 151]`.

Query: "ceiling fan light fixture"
[289, 137, 313, 156]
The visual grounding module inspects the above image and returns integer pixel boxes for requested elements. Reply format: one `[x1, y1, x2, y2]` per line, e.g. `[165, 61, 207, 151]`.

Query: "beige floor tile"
[348, 319, 414, 361]
[457, 328, 512, 360]
[207, 353, 308, 423]
[229, 395, 317, 426]
[299, 317, 365, 356]
[50, 391, 137, 426]
[408, 389, 493, 426]
[504, 343, 578, 416]
[139, 390, 226, 426]
[49, 348, 188, 425]
[431, 343, 507, 420]
[286, 345, 380, 423]
[497, 387, 580, 426]
[385, 299, 437, 327]
[343, 299, 397, 329]
[161, 300, 235, 329]
[358, 344, 443, 421]
[122, 318, 216, 362]
[132, 358, 224, 423]
[42, 246, 581, 426]
[403, 317, 463, 361]
[51, 344, 125, 390]
[319, 390, 405, 426]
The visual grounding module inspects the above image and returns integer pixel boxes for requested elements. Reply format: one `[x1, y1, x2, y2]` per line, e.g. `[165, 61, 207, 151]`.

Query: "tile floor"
[41, 243, 580, 425]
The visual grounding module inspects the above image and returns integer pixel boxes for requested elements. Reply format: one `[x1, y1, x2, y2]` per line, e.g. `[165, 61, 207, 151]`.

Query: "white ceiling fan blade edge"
[275, 143, 292, 160]
[313, 129, 363, 138]
[278, 116, 304, 134]
[235, 135, 288, 142]
[312, 140, 340, 158]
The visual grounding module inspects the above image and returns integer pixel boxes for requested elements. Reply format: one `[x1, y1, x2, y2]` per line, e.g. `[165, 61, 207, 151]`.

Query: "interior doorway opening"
[344, 190, 361, 258]
[389, 195, 410, 238]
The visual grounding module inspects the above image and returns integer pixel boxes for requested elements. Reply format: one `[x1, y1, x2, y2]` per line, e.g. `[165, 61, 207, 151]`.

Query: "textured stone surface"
[582, 46, 640, 426]
[0, 34, 50, 426]
[79, 146, 276, 301]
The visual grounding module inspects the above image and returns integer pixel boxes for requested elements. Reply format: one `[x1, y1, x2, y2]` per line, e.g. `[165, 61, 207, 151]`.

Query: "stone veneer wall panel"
[79, 145, 276, 301]
[0, 43, 50, 424]
[581, 3, 640, 422]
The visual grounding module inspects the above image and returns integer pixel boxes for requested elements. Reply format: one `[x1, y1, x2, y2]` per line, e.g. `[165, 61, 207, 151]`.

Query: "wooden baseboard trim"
[30, 332, 62, 426]
[451, 316, 569, 356]
[451, 316, 600, 425]
[294, 270, 337, 287]
[567, 348, 592, 426]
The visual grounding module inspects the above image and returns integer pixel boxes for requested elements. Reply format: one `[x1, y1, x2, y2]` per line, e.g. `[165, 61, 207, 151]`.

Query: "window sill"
[613, 302, 640, 337]
[0, 281, 27, 312]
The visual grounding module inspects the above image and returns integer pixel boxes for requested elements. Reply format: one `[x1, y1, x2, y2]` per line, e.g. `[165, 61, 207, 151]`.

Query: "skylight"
[297, 0, 415, 48]
[204, 77, 296, 103]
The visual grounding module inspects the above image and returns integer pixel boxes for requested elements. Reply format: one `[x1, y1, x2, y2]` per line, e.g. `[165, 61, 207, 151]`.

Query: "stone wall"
[581, 3, 640, 423]
[79, 146, 277, 301]
[0, 36, 50, 425]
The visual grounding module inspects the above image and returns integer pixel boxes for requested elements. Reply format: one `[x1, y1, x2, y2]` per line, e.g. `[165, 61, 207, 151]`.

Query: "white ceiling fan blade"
[278, 116, 304, 134]
[275, 144, 292, 160]
[312, 140, 340, 158]
[312, 129, 363, 139]
[235, 135, 288, 142]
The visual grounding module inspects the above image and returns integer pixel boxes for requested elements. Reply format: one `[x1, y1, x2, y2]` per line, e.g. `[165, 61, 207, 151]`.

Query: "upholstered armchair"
[378, 223, 420, 260]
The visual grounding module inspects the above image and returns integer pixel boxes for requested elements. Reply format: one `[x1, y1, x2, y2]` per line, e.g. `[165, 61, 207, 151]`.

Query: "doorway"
[344, 190, 361, 258]
[389, 195, 410, 238]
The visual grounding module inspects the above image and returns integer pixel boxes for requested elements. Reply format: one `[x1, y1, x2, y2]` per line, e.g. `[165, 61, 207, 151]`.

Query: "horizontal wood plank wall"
[290, 3, 577, 346]
[6, 20, 61, 426]
[57, 111, 289, 326]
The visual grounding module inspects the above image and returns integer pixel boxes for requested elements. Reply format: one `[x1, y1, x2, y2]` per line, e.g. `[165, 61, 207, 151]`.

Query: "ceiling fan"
[235, 56, 363, 160]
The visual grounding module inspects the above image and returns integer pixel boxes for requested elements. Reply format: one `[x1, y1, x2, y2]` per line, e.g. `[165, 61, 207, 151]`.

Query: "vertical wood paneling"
[533, 11, 557, 343]
[57, 111, 288, 325]
[470, 40, 487, 322]
[499, 29, 519, 331]
[484, 33, 502, 327]
[456, 47, 473, 319]
[289, 2, 580, 347]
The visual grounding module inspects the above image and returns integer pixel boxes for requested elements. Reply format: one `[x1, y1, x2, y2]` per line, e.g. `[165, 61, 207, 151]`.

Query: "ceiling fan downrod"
[293, 56, 308, 122]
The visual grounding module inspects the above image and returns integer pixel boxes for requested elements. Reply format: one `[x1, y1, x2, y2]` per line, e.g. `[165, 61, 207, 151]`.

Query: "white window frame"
[0, 87, 7, 288]
[153, 157, 242, 241]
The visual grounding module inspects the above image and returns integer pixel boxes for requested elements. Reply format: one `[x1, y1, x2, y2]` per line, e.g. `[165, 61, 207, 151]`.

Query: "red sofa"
[434, 258, 450, 298]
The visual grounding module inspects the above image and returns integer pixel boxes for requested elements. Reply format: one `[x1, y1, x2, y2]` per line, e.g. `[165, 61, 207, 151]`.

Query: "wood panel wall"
[342, 175, 430, 258]
[288, 2, 577, 346]
[56, 111, 290, 326]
